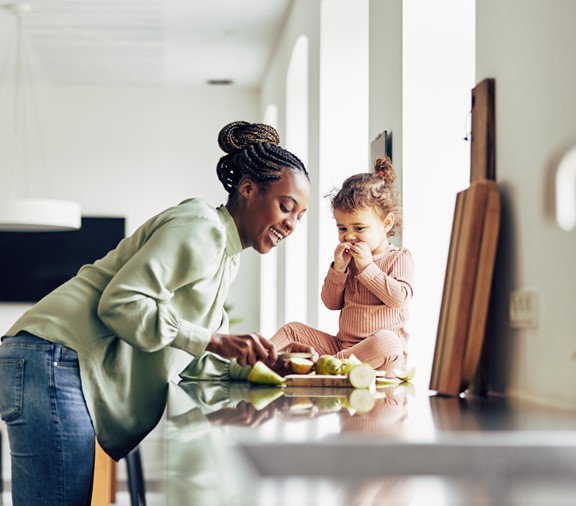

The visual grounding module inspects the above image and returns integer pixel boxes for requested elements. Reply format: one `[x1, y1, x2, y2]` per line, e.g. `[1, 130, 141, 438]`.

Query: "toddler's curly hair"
[327, 156, 401, 237]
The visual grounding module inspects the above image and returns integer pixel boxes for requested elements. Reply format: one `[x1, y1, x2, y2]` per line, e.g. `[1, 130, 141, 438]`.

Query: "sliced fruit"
[339, 353, 362, 375]
[248, 386, 285, 410]
[392, 366, 416, 382]
[247, 361, 286, 386]
[376, 376, 401, 386]
[348, 388, 376, 414]
[315, 355, 343, 375]
[348, 363, 376, 389]
[289, 357, 314, 374]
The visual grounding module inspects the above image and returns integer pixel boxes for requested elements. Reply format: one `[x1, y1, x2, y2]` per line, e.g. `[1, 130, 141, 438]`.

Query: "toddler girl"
[271, 156, 415, 375]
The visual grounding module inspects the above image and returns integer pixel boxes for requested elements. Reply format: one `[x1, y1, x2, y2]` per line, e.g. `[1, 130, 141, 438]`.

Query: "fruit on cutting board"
[247, 361, 285, 386]
[315, 355, 343, 375]
[339, 354, 362, 375]
[348, 363, 376, 389]
[289, 357, 314, 374]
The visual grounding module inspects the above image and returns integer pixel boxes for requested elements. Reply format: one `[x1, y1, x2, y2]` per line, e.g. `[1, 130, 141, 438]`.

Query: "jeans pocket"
[0, 358, 25, 422]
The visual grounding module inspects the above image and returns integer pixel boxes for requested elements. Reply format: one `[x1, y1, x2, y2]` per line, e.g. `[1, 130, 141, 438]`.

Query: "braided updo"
[216, 121, 308, 197]
[327, 156, 401, 237]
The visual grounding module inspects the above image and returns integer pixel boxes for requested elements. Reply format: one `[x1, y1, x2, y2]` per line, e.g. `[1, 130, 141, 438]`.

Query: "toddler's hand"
[333, 242, 352, 273]
[348, 242, 373, 271]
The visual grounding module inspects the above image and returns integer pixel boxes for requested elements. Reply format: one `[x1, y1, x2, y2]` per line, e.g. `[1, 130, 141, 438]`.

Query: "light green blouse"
[6, 198, 251, 460]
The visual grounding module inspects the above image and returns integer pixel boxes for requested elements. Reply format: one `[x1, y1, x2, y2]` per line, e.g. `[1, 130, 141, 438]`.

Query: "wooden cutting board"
[284, 374, 353, 388]
[429, 179, 500, 395]
[429, 78, 500, 396]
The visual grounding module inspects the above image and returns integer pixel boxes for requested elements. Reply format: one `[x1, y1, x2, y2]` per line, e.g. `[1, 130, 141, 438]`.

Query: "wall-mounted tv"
[0, 217, 125, 302]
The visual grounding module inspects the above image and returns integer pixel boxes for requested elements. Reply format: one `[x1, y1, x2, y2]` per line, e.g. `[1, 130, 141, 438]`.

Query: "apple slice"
[348, 363, 376, 389]
[247, 361, 285, 386]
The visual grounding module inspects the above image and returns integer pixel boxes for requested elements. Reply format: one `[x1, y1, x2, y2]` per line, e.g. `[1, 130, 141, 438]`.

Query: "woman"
[0, 121, 312, 505]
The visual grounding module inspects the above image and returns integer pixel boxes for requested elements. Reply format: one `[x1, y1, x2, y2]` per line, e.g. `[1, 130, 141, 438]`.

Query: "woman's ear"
[384, 212, 395, 233]
[238, 178, 257, 201]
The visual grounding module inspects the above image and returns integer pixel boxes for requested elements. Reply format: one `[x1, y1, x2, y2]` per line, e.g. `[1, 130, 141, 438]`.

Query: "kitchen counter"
[146, 379, 576, 505]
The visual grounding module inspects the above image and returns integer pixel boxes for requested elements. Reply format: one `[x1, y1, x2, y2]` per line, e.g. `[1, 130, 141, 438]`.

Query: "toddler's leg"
[270, 322, 340, 356]
[336, 330, 406, 376]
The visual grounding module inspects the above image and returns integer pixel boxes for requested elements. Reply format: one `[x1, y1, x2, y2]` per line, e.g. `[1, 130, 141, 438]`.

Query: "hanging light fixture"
[0, 3, 81, 231]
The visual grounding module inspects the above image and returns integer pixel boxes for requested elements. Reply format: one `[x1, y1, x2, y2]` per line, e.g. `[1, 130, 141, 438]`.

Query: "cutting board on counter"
[284, 374, 354, 388]
[430, 78, 500, 396]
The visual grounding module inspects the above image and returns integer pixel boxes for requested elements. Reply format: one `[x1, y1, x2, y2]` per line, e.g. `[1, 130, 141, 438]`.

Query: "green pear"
[315, 355, 343, 375]
[339, 353, 362, 375]
[247, 361, 286, 386]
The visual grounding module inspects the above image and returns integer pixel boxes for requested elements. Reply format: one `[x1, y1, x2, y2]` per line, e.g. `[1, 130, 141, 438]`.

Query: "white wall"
[477, 0, 576, 408]
[0, 85, 261, 334]
[260, 0, 322, 328]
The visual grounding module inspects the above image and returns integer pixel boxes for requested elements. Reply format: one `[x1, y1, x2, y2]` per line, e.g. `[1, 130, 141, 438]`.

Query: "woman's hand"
[269, 342, 318, 375]
[206, 332, 277, 367]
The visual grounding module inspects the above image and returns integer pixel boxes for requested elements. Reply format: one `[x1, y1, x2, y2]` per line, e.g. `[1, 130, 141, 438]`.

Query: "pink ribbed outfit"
[271, 244, 415, 373]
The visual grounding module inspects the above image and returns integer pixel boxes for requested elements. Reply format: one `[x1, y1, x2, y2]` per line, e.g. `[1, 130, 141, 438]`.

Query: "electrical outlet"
[509, 290, 539, 329]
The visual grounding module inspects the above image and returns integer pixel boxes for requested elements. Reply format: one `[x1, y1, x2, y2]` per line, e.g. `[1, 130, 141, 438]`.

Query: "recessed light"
[207, 79, 233, 85]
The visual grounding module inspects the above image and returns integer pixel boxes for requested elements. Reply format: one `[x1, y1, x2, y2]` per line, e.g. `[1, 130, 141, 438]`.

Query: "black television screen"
[0, 216, 125, 302]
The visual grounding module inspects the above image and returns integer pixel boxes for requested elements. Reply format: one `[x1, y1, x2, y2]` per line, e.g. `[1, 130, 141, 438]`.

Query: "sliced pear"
[315, 355, 343, 375]
[339, 353, 362, 375]
[247, 361, 286, 386]
[289, 357, 314, 374]
[348, 388, 376, 413]
[392, 366, 416, 382]
[248, 386, 285, 410]
[376, 376, 401, 386]
[348, 363, 376, 389]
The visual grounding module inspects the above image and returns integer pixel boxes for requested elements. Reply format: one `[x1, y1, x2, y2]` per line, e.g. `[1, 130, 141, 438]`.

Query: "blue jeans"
[0, 332, 95, 506]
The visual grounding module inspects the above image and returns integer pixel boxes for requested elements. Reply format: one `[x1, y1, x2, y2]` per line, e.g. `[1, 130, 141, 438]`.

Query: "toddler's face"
[333, 207, 392, 256]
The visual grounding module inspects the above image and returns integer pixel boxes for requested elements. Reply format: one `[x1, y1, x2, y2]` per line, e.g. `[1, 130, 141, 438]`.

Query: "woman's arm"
[97, 217, 224, 356]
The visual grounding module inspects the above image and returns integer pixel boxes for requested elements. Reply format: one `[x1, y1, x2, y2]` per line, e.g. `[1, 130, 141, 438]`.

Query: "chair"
[125, 446, 146, 506]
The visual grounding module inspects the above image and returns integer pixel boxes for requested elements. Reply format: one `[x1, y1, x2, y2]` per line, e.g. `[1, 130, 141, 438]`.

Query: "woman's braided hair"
[327, 156, 401, 237]
[216, 121, 308, 198]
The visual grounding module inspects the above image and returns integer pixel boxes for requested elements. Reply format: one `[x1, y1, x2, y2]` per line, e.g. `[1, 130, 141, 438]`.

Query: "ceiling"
[0, 0, 293, 88]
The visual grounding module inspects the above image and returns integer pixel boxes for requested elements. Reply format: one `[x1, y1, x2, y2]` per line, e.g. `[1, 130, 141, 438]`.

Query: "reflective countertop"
[145, 379, 576, 505]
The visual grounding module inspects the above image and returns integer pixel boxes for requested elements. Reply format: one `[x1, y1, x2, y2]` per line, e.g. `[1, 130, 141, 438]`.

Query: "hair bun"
[218, 121, 281, 155]
[374, 155, 396, 184]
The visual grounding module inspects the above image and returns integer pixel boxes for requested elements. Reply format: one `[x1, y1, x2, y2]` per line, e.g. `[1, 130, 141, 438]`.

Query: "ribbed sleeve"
[321, 245, 415, 344]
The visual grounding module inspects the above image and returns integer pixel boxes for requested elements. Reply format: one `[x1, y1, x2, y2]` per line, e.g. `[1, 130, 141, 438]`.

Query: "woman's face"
[236, 169, 311, 254]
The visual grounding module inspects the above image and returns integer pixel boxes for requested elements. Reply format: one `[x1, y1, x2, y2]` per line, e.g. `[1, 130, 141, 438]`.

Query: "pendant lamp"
[0, 3, 81, 231]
